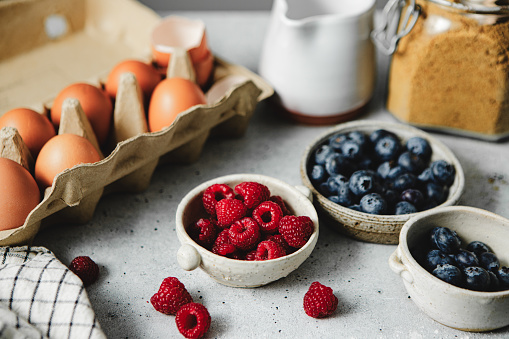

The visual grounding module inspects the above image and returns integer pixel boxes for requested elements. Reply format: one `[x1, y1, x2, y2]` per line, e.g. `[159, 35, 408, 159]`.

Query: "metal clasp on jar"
[371, 0, 421, 55]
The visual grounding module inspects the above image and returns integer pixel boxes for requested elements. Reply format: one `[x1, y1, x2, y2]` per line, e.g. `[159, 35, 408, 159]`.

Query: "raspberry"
[303, 281, 338, 318]
[255, 240, 286, 260]
[215, 198, 247, 228]
[252, 201, 283, 234]
[212, 229, 238, 258]
[151, 285, 193, 315]
[265, 234, 292, 254]
[269, 195, 292, 215]
[245, 250, 257, 261]
[279, 215, 314, 248]
[175, 302, 211, 339]
[234, 181, 270, 209]
[160, 276, 185, 290]
[228, 217, 260, 250]
[188, 218, 217, 248]
[202, 184, 235, 215]
[69, 256, 99, 287]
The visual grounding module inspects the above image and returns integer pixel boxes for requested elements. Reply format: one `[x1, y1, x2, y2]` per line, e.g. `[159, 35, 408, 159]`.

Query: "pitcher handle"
[371, 0, 421, 55]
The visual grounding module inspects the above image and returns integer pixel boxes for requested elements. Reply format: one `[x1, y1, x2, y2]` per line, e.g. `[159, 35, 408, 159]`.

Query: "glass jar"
[373, 0, 509, 141]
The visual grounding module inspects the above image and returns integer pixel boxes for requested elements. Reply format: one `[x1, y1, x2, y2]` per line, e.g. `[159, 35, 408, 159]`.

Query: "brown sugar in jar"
[385, 0, 509, 140]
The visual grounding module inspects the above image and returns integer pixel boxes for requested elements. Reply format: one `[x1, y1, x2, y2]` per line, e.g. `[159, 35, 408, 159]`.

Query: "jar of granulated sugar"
[372, 0, 509, 141]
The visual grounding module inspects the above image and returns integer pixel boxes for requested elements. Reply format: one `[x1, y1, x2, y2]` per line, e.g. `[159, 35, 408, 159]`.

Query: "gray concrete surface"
[33, 10, 509, 339]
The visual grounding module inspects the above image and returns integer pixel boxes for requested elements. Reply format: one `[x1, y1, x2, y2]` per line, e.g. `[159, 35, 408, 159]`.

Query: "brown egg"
[51, 83, 113, 145]
[0, 157, 40, 231]
[35, 134, 102, 188]
[105, 59, 162, 103]
[148, 77, 207, 132]
[0, 108, 56, 158]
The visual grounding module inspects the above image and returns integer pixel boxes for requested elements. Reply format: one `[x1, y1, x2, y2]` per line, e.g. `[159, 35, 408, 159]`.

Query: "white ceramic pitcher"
[259, 0, 376, 124]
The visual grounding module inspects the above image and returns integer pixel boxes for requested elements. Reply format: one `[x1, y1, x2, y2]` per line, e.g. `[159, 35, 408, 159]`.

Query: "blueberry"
[325, 174, 349, 193]
[374, 134, 401, 161]
[479, 252, 500, 272]
[431, 227, 461, 254]
[377, 161, 397, 179]
[314, 145, 335, 165]
[497, 266, 509, 289]
[425, 182, 447, 205]
[466, 241, 491, 256]
[318, 182, 332, 196]
[406, 137, 432, 162]
[383, 189, 398, 209]
[400, 189, 425, 208]
[357, 156, 375, 170]
[433, 264, 463, 287]
[328, 196, 341, 204]
[325, 154, 355, 176]
[337, 184, 355, 206]
[426, 249, 455, 271]
[386, 166, 409, 182]
[349, 204, 362, 212]
[417, 167, 433, 184]
[392, 173, 417, 192]
[328, 133, 349, 150]
[369, 129, 397, 144]
[349, 170, 379, 197]
[310, 164, 327, 183]
[398, 151, 427, 174]
[488, 271, 501, 291]
[394, 201, 417, 215]
[463, 266, 491, 291]
[340, 139, 363, 161]
[430, 160, 456, 186]
[360, 193, 387, 215]
[347, 131, 368, 149]
[454, 249, 479, 269]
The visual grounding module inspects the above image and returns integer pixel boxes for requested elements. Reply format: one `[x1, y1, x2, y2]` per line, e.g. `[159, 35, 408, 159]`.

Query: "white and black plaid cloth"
[0, 246, 106, 339]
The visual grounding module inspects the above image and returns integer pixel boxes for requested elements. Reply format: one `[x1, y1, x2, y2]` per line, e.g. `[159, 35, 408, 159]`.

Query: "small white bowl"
[175, 173, 319, 288]
[300, 120, 465, 244]
[390, 206, 509, 331]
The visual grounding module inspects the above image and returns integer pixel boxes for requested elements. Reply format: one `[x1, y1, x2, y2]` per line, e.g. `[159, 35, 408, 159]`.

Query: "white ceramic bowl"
[300, 120, 465, 244]
[175, 174, 319, 288]
[390, 206, 509, 331]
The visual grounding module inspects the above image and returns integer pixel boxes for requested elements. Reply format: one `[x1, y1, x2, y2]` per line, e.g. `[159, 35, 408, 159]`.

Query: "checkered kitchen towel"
[0, 246, 106, 339]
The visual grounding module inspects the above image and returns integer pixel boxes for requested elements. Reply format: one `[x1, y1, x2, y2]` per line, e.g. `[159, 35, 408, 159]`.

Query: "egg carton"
[0, 0, 273, 246]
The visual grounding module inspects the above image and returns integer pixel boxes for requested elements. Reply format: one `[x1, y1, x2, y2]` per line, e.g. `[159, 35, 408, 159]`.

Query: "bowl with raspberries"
[175, 173, 319, 287]
[390, 206, 509, 331]
[300, 120, 464, 244]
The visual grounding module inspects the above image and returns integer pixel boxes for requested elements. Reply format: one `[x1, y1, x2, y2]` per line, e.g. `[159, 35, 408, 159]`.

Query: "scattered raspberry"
[234, 182, 270, 209]
[188, 218, 217, 248]
[228, 217, 260, 250]
[160, 276, 185, 290]
[265, 234, 292, 254]
[269, 195, 291, 215]
[69, 256, 99, 287]
[252, 201, 283, 233]
[215, 198, 247, 228]
[151, 285, 193, 315]
[212, 229, 238, 258]
[175, 302, 211, 339]
[255, 240, 286, 260]
[303, 281, 338, 318]
[202, 184, 235, 215]
[279, 215, 314, 248]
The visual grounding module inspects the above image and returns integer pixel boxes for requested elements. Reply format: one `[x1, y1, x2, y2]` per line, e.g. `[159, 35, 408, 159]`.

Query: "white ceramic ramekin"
[300, 120, 465, 244]
[175, 173, 319, 288]
[390, 206, 509, 331]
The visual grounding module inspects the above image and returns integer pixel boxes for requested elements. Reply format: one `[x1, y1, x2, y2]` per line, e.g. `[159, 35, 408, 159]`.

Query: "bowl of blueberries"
[300, 120, 465, 244]
[390, 206, 509, 331]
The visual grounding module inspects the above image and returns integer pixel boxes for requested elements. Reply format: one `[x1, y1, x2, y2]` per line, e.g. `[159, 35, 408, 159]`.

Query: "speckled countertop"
[33, 10, 509, 339]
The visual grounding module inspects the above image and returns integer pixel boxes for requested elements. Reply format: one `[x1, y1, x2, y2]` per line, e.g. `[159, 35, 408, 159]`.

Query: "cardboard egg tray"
[0, 0, 273, 246]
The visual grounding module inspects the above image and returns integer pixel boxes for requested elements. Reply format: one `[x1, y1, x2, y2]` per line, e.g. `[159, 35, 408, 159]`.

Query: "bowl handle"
[177, 244, 201, 271]
[294, 185, 313, 202]
[388, 248, 414, 285]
